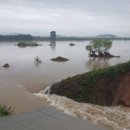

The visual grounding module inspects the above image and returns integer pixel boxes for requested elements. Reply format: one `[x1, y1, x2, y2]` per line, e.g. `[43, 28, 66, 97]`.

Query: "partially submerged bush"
[3, 63, 10, 68]
[35, 56, 42, 64]
[69, 43, 75, 46]
[0, 105, 12, 117]
[86, 39, 114, 57]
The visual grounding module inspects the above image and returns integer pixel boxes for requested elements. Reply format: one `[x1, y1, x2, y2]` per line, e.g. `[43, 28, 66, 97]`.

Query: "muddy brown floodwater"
[0, 40, 130, 114]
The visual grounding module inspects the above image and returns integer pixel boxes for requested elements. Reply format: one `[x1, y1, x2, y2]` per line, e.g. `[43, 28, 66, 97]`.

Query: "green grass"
[17, 41, 40, 47]
[0, 104, 12, 117]
[57, 61, 130, 104]
[63, 61, 130, 87]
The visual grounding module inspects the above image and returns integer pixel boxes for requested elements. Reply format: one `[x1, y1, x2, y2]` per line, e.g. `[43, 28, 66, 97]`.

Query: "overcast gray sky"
[0, 0, 130, 36]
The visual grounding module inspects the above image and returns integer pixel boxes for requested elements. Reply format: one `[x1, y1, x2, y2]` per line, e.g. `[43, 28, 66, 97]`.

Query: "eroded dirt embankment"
[48, 61, 130, 107]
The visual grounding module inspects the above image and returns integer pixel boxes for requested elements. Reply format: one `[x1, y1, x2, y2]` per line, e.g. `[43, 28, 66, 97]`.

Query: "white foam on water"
[34, 89, 130, 130]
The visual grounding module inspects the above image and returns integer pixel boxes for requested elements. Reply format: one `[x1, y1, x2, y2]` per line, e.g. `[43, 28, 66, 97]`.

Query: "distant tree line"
[0, 34, 33, 41]
[0, 34, 130, 41]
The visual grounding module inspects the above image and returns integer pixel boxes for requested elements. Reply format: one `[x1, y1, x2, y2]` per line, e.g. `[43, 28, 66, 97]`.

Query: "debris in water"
[3, 64, 10, 68]
[50, 56, 69, 62]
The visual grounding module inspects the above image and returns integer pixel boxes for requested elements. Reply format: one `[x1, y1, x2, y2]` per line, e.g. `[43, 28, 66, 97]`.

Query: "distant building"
[50, 31, 56, 41]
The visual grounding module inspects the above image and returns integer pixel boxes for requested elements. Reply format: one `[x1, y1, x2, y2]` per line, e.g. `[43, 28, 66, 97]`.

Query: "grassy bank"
[50, 61, 130, 106]
[63, 60, 130, 88]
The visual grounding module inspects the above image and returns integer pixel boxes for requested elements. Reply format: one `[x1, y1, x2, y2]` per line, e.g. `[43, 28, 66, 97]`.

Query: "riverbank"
[48, 61, 130, 107]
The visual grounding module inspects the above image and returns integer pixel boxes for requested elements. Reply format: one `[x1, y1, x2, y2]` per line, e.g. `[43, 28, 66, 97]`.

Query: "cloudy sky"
[0, 0, 130, 36]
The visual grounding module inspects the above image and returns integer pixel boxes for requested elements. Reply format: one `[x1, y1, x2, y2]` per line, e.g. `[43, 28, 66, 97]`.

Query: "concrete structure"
[0, 106, 110, 130]
[50, 31, 56, 41]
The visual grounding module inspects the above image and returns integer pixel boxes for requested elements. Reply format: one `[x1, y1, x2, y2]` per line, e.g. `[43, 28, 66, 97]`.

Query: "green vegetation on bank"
[50, 61, 130, 105]
[17, 41, 40, 47]
[66, 61, 130, 86]
[0, 105, 12, 117]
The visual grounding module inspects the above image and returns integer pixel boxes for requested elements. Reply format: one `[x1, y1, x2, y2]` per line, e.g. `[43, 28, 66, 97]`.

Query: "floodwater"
[36, 85, 130, 130]
[0, 40, 130, 113]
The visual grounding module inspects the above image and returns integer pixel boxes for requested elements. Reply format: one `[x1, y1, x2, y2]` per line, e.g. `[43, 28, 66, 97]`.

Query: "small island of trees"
[16, 41, 41, 48]
[86, 39, 120, 58]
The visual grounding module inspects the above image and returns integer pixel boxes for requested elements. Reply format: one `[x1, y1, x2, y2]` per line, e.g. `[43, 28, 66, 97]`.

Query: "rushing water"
[0, 40, 130, 114]
[35, 85, 130, 130]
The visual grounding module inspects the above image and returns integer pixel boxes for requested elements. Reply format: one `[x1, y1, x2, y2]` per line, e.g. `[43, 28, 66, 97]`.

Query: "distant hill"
[96, 34, 118, 38]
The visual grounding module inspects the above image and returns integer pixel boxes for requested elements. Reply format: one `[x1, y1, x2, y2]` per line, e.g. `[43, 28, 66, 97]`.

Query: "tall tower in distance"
[50, 31, 56, 41]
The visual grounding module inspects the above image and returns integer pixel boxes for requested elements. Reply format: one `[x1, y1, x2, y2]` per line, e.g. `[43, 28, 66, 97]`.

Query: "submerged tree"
[86, 39, 112, 57]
